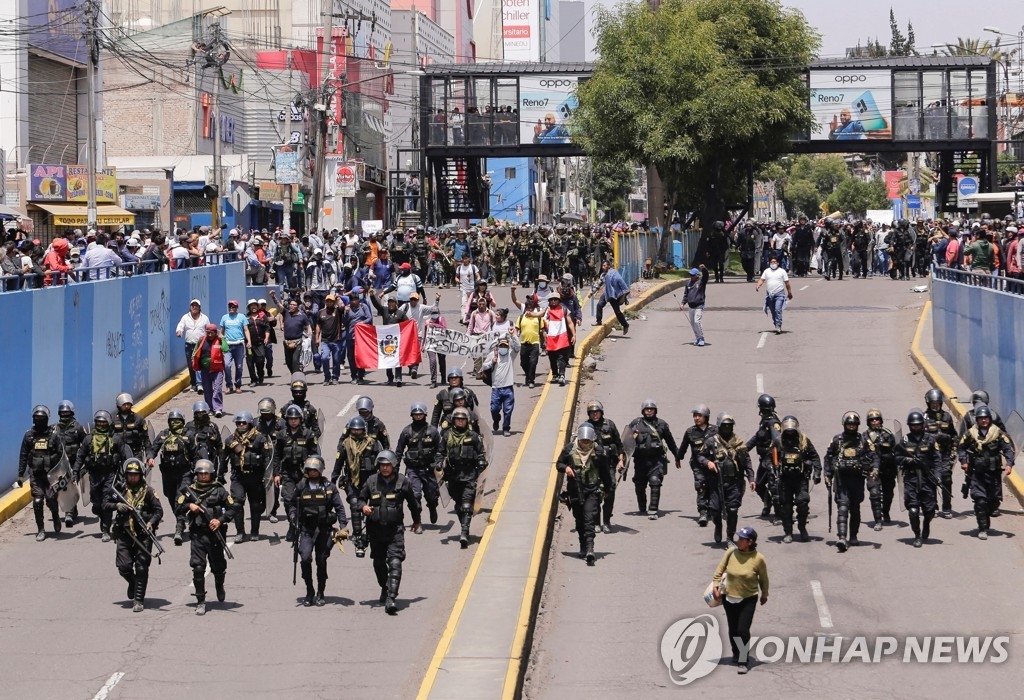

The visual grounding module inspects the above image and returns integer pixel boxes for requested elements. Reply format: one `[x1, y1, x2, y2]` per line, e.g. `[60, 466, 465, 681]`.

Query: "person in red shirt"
[42, 238, 72, 285]
[542, 295, 575, 386]
[191, 324, 226, 416]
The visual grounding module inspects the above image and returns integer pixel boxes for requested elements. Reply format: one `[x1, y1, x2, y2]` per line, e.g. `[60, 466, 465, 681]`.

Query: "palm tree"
[938, 37, 1017, 64]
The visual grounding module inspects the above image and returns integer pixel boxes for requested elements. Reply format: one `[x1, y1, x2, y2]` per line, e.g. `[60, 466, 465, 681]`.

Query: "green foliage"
[938, 37, 1016, 64]
[888, 10, 915, 56]
[826, 177, 890, 216]
[591, 156, 635, 210]
[760, 153, 890, 217]
[574, 0, 820, 225]
[785, 179, 822, 218]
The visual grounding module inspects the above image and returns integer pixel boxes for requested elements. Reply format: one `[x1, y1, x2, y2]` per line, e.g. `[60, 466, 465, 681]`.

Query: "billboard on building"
[503, 0, 540, 62]
[27, 0, 87, 63]
[29, 164, 116, 203]
[809, 69, 892, 141]
[519, 76, 578, 145]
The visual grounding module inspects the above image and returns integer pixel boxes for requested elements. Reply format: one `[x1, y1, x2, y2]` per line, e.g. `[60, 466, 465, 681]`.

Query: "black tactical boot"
[316, 570, 328, 607]
[174, 523, 183, 546]
[428, 503, 438, 525]
[133, 574, 147, 613]
[214, 573, 226, 603]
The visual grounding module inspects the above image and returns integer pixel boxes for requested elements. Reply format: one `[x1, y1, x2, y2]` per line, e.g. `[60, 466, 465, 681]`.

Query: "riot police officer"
[280, 377, 323, 439]
[185, 401, 224, 479]
[864, 410, 898, 526]
[104, 458, 162, 612]
[175, 459, 236, 615]
[255, 397, 283, 521]
[272, 405, 321, 542]
[354, 396, 390, 449]
[585, 400, 625, 533]
[924, 389, 958, 519]
[958, 405, 1015, 540]
[76, 410, 133, 542]
[824, 412, 879, 552]
[112, 392, 152, 460]
[959, 389, 1007, 437]
[698, 414, 755, 546]
[287, 455, 348, 607]
[54, 400, 87, 527]
[433, 388, 481, 434]
[626, 400, 680, 520]
[395, 403, 443, 524]
[149, 409, 196, 546]
[746, 394, 781, 520]
[431, 368, 479, 426]
[359, 451, 421, 614]
[895, 411, 942, 548]
[331, 416, 382, 558]
[224, 411, 273, 543]
[434, 408, 488, 548]
[556, 424, 614, 564]
[775, 416, 821, 543]
[676, 404, 717, 527]
[18, 406, 64, 541]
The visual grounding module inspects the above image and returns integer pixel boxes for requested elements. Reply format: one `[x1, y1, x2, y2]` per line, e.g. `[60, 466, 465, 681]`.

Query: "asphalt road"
[0, 286, 541, 700]
[524, 274, 1024, 698]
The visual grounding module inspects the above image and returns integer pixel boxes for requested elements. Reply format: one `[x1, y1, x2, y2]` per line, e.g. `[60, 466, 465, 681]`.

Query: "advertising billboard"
[809, 70, 892, 141]
[519, 76, 579, 145]
[27, 0, 87, 64]
[29, 164, 116, 203]
[503, 0, 540, 62]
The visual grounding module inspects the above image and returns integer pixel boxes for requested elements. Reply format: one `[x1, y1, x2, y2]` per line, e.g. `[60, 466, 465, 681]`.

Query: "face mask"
[498, 347, 509, 357]
[538, 282, 547, 290]
[430, 314, 440, 321]
[770, 263, 779, 270]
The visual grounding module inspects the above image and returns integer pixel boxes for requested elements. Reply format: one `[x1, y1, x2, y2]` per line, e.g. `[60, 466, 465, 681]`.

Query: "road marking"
[92, 672, 125, 700]
[756, 373, 764, 394]
[810, 580, 834, 628]
[799, 285, 810, 291]
[756, 332, 767, 349]
[336, 395, 358, 418]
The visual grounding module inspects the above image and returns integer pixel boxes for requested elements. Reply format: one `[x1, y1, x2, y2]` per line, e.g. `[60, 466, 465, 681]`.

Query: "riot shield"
[1004, 411, 1024, 464]
[220, 425, 235, 482]
[621, 427, 636, 482]
[893, 419, 905, 511]
[317, 408, 326, 438]
[47, 448, 79, 513]
[79, 470, 91, 507]
[472, 409, 493, 515]
[263, 441, 276, 511]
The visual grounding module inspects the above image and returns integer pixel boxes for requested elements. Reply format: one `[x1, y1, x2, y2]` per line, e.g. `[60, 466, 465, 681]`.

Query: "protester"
[482, 331, 521, 436]
[176, 299, 210, 393]
[712, 526, 769, 674]
[191, 324, 226, 417]
[754, 255, 793, 334]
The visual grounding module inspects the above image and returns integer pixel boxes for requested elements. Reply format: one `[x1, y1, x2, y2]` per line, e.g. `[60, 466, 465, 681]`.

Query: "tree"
[573, 0, 819, 229]
[938, 37, 1016, 64]
[809, 155, 849, 194]
[826, 177, 889, 216]
[888, 9, 915, 56]
[784, 179, 821, 218]
[590, 156, 636, 212]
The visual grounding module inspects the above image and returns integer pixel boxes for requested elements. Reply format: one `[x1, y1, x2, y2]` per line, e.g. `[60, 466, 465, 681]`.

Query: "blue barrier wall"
[615, 229, 701, 286]
[0, 263, 245, 486]
[932, 275, 1024, 420]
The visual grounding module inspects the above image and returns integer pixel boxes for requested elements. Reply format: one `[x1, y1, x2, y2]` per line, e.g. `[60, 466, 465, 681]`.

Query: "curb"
[0, 369, 191, 528]
[909, 301, 1024, 505]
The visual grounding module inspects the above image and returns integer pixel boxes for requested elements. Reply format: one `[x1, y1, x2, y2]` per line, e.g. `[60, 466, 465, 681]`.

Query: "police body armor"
[592, 419, 621, 453]
[280, 430, 315, 476]
[403, 427, 437, 468]
[835, 436, 869, 475]
[55, 421, 86, 468]
[84, 435, 122, 474]
[364, 474, 409, 528]
[900, 435, 930, 470]
[344, 437, 378, 489]
[632, 420, 664, 460]
[158, 430, 192, 472]
[113, 411, 147, 456]
[112, 485, 157, 539]
[779, 440, 809, 477]
[966, 427, 1006, 472]
[228, 429, 267, 477]
[866, 428, 896, 467]
[297, 482, 338, 530]
[925, 411, 955, 455]
[445, 431, 483, 481]
[28, 429, 61, 472]
[710, 437, 743, 479]
[684, 425, 713, 466]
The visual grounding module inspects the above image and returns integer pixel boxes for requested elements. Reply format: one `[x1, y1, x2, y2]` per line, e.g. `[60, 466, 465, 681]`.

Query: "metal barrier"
[614, 228, 700, 286]
[932, 265, 1024, 295]
[0, 251, 243, 292]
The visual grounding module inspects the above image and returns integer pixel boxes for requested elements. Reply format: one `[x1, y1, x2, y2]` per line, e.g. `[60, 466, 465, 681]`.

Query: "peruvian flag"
[354, 320, 422, 369]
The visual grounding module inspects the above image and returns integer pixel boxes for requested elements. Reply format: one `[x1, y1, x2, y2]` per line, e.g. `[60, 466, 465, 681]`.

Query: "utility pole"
[210, 22, 226, 228]
[310, 0, 335, 238]
[84, 0, 100, 228]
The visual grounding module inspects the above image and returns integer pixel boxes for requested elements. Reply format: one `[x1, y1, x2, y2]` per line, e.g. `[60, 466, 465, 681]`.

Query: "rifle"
[111, 485, 166, 563]
[292, 527, 299, 585]
[183, 486, 234, 559]
[827, 479, 833, 533]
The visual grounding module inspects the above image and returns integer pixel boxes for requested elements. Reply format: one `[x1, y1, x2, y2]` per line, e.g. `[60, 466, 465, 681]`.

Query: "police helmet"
[290, 379, 308, 394]
[116, 392, 134, 408]
[347, 416, 367, 431]
[450, 388, 468, 404]
[356, 396, 374, 413]
[866, 409, 883, 424]
[971, 390, 990, 406]
[713, 221, 725, 231]
[284, 405, 303, 420]
[452, 408, 471, 422]
[258, 398, 277, 416]
[194, 459, 216, 476]
[757, 394, 776, 412]
[58, 400, 75, 416]
[123, 458, 145, 478]
[235, 411, 254, 425]
[925, 389, 944, 407]
[168, 408, 185, 424]
[717, 413, 735, 428]
[842, 411, 861, 428]
[692, 404, 711, 419]
[376, 450, 398, 467]
[975, 405, 993, 420]
[447, 368, 464, 381]
[898, 218, 909, 228]
[781, 416, 800, 433]
[586, 400, 604, 414]
[410, 403, 429, 417]
[32, 405, 51, 420]
[303, 455, 326, 475]
[641, 399, 658, 412]
[577, 424, 597, 443]
[907, 411, 926, 427]
[736, 526, 758, 542]
[192, 401, 210, 415]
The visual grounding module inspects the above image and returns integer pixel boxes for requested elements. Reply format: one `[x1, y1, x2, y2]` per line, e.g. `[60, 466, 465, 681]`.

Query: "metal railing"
[0, 251, 242, 292]
[614, 228, 700, 286]
[932, 265, 1024, 295]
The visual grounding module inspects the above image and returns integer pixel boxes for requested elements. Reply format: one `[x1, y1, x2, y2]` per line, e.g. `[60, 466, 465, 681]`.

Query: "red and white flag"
[354, 320, 422, 370]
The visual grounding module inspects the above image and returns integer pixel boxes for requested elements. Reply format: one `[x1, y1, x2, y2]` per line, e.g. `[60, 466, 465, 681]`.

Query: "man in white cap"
[176, 299, 210, 392]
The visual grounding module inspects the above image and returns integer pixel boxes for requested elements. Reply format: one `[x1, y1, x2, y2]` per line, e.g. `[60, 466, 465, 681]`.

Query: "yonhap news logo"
[659, 615, 722, 685]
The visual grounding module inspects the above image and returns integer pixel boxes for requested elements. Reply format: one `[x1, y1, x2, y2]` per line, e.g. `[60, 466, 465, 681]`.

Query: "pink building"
[391, 0, 475, 63]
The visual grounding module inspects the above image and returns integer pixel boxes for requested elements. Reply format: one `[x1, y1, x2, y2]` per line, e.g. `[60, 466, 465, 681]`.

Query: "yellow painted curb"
[0, 369, 191, 528]
[909, 301, 1024, 503]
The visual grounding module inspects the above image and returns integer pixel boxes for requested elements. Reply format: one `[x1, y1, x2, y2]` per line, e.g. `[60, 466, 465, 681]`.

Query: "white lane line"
[755, 374, 764, 394]
[92, 672, 125, 700]
[799, 285, 810, 291]
[810, 580, 834, 628]
[756, 332, 768, 349]
[336, 394, 358, 418]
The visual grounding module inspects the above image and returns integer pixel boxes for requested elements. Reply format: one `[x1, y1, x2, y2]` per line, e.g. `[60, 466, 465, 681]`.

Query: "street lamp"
[984, 25, 1024, 93]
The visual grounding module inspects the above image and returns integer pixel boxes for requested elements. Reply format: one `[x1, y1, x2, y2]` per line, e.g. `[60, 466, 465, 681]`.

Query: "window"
[505, 167, 517, 179]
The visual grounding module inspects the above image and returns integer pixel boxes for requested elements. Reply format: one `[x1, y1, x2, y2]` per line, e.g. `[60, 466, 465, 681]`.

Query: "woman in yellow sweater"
[712, 526, 769, 674]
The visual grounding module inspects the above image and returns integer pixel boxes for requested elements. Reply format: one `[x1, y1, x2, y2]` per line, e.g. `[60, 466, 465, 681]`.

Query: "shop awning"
[34, 203, 136, 226]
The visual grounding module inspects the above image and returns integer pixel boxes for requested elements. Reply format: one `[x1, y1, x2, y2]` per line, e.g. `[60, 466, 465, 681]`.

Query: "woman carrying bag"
[710, 526, 769, 674]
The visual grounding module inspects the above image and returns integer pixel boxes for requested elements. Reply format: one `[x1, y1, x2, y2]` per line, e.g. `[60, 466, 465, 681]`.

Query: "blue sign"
[957, 176, 979, 197]
[907, 195, 922, 209]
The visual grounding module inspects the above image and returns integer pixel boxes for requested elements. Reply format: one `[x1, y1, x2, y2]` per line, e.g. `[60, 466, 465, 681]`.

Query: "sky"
[584, 0, 1024, 60]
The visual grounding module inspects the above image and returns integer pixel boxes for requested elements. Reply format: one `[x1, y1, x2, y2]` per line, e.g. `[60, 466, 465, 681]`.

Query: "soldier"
[821, 221, 845, 281]
[895, 411, 942, 548]
[431, 368, 480, 426]
[77, 410, 133, 542]
[676, 404, 717, 527]
[358, 451, 421, 614]
[698, 414, 755, 546]
[176, 459, 236, 615]
[18, 406, 64, 541]
[746, 394, 781, 519]
[412, 228, 430, 280]
[255, 397, 284, 522]
[626, 399, 681, 520]
[148, 409, 196, 546]
[111, 392, 152, 460]
[924, 389, 958, 519]
[54, 400, 88, 527]
[775, 416, 821, 543]
[958, 405, 1015, 540]
[824, 412, 879, 552]
[272, 405, 320, 542]
[224, 411, 273, 543]
[557, 424, 615, 564]
[104, 458, 162, 612]
[489, 229, 510, 285]
[863, 409, 898, 526]
[280, 377, 323, 439]
[287, 456, 348, 607]
[434, 408, 488, 548]
[185, 401, 223, 479]
[355, 396, 390, 449]
[331, 416, 382, 558]
[584, 400, 625, 533]
[395, 403, 443, 524]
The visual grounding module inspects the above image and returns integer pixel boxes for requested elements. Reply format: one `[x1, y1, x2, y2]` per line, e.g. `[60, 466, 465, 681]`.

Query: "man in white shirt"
[456, 253, 479, 324]
[754, 254, 793, 334]
[176, 299, 211, 392]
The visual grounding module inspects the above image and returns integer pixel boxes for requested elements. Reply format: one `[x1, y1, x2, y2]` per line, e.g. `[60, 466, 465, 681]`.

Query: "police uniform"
[361, 414, 390, 450]
[112, 409, 152, 460]
[18, 424, 64, 535]
[433, 426, 487, 545]
[895, 430, 941, 543]
[925, 407, 959, 515]
[272, 427, 320, 540]
[77, 431, 133, 537]
[186, 419, 224, 477]
[358, 468, 421, 611]
[395, 421, 443, 518]
[286, 474, 347, 603]
[775, 432, 821, 541]
[331, 434, 382, 552]
[556, 442, 614, 561]
[824, 431, 879, 549]
[626, 416, 679, 517]
[103, 476, 162, 608]
[958, 425, 1015, 537]
[224, 428, 273, 540]
[280, 399, 323, 439]
[864, 424, 898, 523]
[150, 425, 195, 535]
[746, 412, 782, 517]
[697, 433, 754, 544]
[54, 416, 88, 523]
[677, 423, 717, 524]
[175, 479, 236, 609]
[587, 416, 625, 529]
